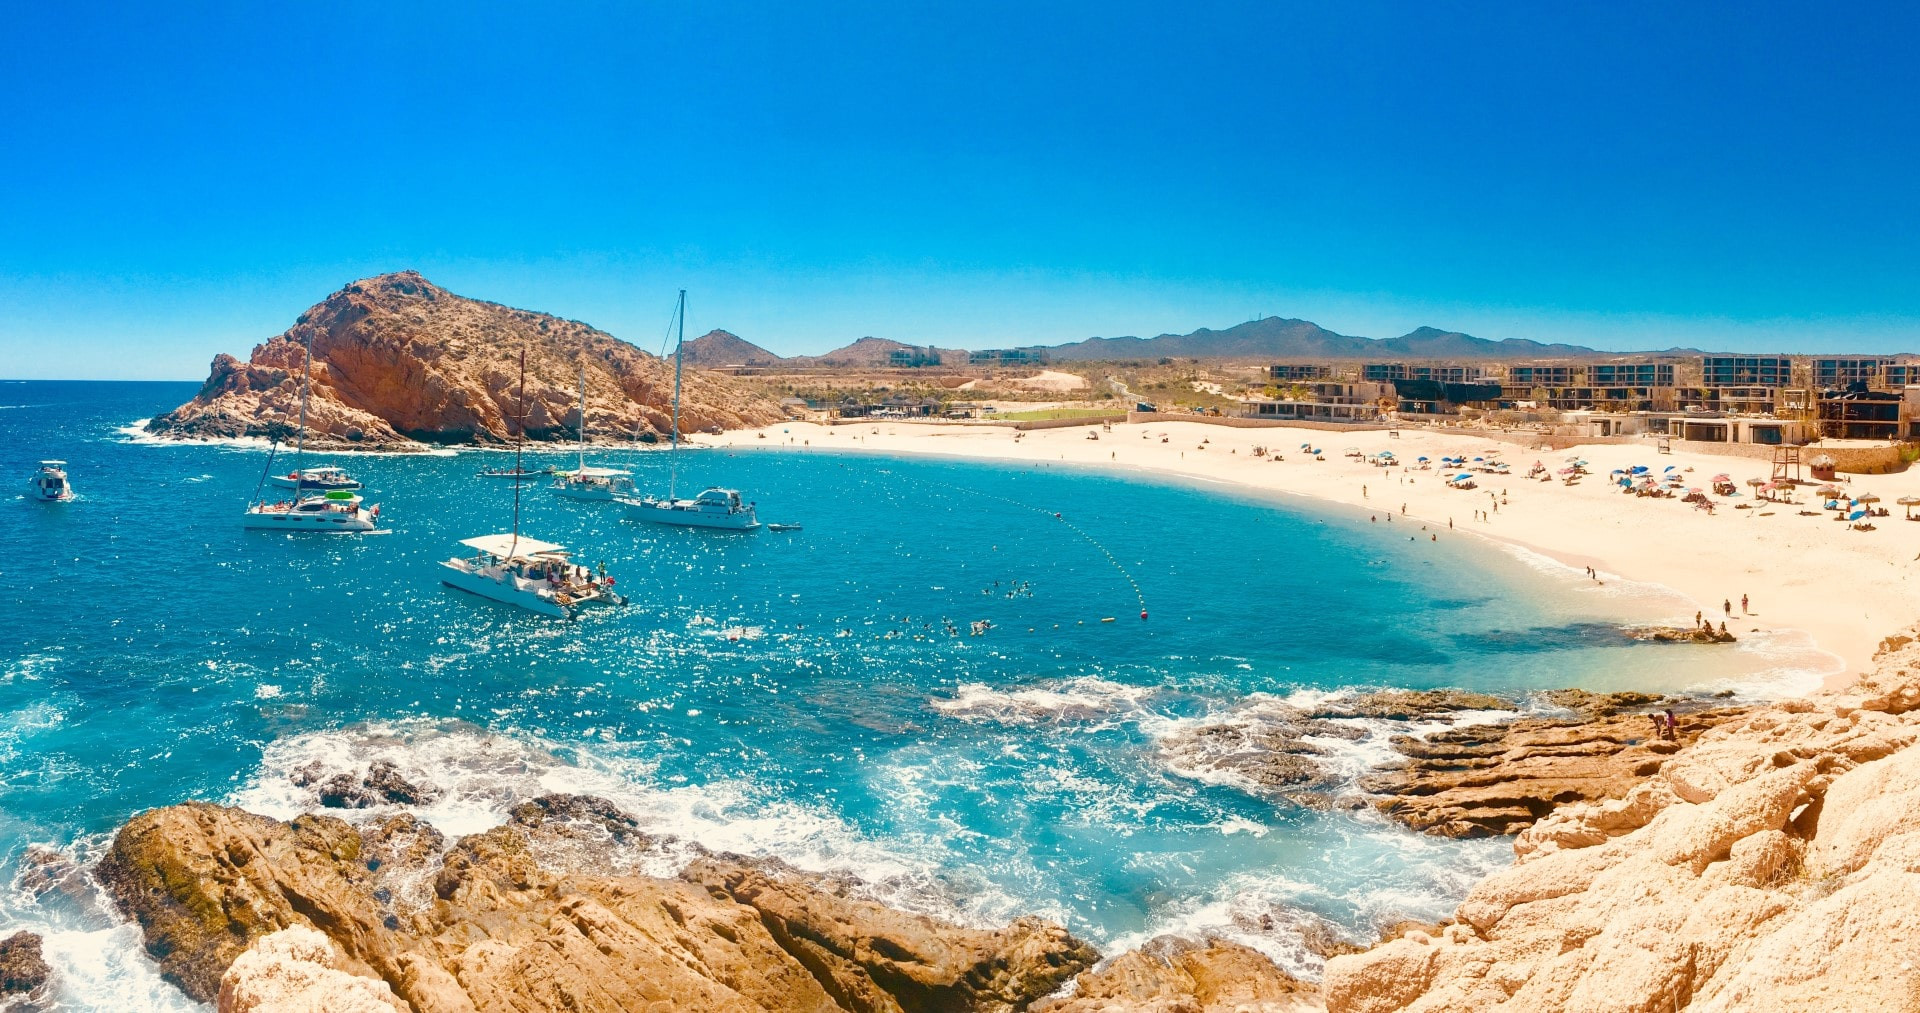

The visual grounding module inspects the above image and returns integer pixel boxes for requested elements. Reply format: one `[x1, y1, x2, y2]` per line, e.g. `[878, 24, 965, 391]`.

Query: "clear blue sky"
[4, 2, 1918, 378]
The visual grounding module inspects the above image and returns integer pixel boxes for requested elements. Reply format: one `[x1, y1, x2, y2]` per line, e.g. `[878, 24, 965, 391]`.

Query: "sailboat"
[550, 356, 636, 501]
[625, 290, 760, 531]
[441, 349, 627, 617]
[243, 331, 381, 533]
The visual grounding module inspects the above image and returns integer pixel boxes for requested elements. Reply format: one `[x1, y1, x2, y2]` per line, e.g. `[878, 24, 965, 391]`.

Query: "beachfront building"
[1817, 389, 1903, 440]
[1268, 363, 1330, 381]
[1700, 356, 1792, 387]
[1590, 363, 1676, 387]
[1363, 363, 1485, 384]
[1812, 357, 1893, 388]
[1237, 381, 1390, 423]
[1884, 364, 1918, 388]
[968, 348, 1050, 367]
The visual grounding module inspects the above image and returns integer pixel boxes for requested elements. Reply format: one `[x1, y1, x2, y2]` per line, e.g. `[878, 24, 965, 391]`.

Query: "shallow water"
[0, 381, 1827, 1008]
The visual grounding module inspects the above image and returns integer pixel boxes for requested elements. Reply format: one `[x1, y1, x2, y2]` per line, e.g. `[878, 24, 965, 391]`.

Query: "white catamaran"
[442, 350, 627, 618]
[551, 357, 636, 501]
[243, 331, 381, 533]
[624, 290, 760, 531]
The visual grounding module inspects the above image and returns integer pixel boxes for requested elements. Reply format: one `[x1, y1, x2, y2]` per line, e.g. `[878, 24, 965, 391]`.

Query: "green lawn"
[988, 407, 1125, 421]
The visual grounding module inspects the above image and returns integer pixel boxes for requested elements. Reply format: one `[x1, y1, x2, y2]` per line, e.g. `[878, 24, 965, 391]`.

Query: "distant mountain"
[788, 336, 967, 368]
[679, 329, 785, 367]
[1043, 318, 1601, 361]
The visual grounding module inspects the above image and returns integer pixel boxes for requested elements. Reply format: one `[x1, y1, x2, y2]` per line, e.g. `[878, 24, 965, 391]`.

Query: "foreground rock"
[97, 796, 1095, 1012]
[0, 931, 50, 1000]
[1036, 937, 1320, 1012]
[1323, 632, 1920, 1012]
[1363, 690, 1753, 838]
[145, 271, 783, 449]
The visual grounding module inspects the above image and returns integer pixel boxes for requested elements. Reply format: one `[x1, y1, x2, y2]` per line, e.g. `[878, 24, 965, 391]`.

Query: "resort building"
[1812, 357, 1893, 388]
[1590, 363, 1676, 387]
[1700, 356, 1792, 387]
[1268, 364, 1330, 381]
[1362, 363, 1485, 384]
[1237, 381, 1391, 423]
[1884, 364, 1918, 388]
[1508, 365, 1581, 387]
[967, 348, 1050, 367]
[887, 347, 943, 368]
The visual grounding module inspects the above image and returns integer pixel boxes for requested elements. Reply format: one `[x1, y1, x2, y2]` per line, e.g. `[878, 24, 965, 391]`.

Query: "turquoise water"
[0, 381, 1816, 1009]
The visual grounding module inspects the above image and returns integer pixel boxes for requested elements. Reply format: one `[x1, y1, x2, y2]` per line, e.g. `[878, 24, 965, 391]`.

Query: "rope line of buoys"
[914, 476, 1149, 621]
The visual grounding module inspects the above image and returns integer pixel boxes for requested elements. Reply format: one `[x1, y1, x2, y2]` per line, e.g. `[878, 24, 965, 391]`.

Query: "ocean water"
[0, 380, 1826, 1009]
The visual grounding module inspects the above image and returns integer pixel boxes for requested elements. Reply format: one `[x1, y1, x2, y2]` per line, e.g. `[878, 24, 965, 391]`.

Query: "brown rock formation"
[1362, 691, 1753, 838]
[145, 271, 783, 449]
[96, 795, 1095, 1012]
[1322, 632, 1920, 1012]
[0, 931, 50, 999]
[1035, 937, 1320, 1012]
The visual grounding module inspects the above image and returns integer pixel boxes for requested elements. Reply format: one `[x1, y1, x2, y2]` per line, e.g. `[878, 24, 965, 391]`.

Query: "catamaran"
[243, 330, 382, 533]
[270, 464, 362, 491]
[28, 461, 72, 502]
[551, 358, 636, 501]
[624, 290, 761, 531]
[442, 349, 627, 617]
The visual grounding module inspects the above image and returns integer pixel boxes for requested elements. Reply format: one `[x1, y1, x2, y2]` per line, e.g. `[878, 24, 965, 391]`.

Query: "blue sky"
[3, 3, 1918, 378]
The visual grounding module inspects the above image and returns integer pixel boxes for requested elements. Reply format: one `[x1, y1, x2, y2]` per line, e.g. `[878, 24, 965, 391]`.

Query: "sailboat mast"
[577, 356, 586, 474]
[511, 348, 525, 556]
[670, 289, 685, 500]
[295, 330, 313, 463]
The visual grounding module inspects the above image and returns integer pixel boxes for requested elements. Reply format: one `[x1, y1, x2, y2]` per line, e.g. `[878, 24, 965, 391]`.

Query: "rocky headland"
[144, 271, 784, 450]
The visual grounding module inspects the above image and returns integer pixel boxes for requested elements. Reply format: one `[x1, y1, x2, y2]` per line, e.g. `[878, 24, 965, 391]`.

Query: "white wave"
[930, 677, 1155, 728]
[38, 924, 201, 1012]
[253, 684, 284, 700]
[224, 719, 986, 925]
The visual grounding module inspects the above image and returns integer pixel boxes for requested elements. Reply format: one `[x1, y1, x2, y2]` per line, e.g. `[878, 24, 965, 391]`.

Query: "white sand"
[722, 420, 1920, 689]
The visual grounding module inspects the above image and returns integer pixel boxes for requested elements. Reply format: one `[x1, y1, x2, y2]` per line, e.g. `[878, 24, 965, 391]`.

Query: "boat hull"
[552, 483, 630, 502]
[625, 500, 760, 530]
[270, 476, 363, 491]
[242, 506, 379, 532]
[438, 561, 575, 617]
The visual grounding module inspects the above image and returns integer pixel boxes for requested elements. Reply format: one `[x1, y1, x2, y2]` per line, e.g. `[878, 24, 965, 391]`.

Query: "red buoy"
[1140, 610, 1149, 620]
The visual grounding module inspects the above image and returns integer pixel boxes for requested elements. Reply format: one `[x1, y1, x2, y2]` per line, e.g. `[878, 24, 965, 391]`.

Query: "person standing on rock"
[1742, 594, 1749, 614]
[1664, 709, 1678, 738]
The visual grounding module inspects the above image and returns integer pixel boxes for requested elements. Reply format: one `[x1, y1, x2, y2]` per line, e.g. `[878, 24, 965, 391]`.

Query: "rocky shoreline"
[59, 635, 1920, 1011]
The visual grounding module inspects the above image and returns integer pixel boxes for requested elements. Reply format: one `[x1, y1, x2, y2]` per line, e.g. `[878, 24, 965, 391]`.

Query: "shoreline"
[713, 419, 1892, 691]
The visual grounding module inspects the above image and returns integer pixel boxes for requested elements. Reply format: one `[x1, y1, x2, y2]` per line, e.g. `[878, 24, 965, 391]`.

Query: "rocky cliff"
[96, 794, 1095, 1012]
[145, 271, 784, 449]
[1323, 632, 1920, 1012]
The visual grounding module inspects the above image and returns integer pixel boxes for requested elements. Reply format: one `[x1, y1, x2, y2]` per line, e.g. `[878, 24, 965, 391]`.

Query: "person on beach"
[1724, 599, 1732, 617]
[1665, 709, 1678, 738]
[1742, 594, 1749, 613]
[1695, 610, 1703, 626]
[1650, 714, 1666, 740]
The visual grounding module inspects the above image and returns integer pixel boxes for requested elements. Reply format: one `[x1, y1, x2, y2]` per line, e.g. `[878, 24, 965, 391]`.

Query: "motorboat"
[439, 534, 625, 618]
[479, 465, 550, 481]
[269, 464, 362, 491]
[627, 290, 760, 530]
[552, 466, 637, 501]
[28, 460, 72, 502]
[243, 491, 381, 532]
[626, 487, 760, 530]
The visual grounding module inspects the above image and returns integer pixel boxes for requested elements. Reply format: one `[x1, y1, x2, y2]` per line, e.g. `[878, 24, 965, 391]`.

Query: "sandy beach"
[717, 420, 1920, 690]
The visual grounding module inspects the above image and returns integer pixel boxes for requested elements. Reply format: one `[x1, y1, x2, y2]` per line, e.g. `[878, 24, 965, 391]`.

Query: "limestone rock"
[1036, 937, 1320, 1012]
[98, 796, 1094, 1012]
[1321, 628, 1920, 1012]
[1362, 697, 1751, 839]
[218, 926, 407, 1013]
[145, 271, 783, 449]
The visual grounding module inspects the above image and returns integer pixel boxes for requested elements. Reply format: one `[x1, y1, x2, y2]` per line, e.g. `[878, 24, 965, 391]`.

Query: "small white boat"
[28, 461, 72, 502]
[243, 491, 381, 532]
[439, 534, 624, 618]
[551, 466, 636, 501]
[269, 464, 362, 491]
[626, 487, 761, 530]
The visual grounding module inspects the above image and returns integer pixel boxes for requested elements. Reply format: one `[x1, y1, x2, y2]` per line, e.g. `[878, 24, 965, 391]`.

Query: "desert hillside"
[145, 271, 783, 449]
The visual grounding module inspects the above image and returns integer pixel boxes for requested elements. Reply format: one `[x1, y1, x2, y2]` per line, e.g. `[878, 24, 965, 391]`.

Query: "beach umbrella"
[1899, 496, 1920, 519]
[1631, 465, 1649, 474]
[1712, 474, 1731, 482]
[1416, 456, 1429, 462]
[1746, 478, 1765, 487]
[1858, 493, 1881, 503]
[1817, 485, 1843, 497]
